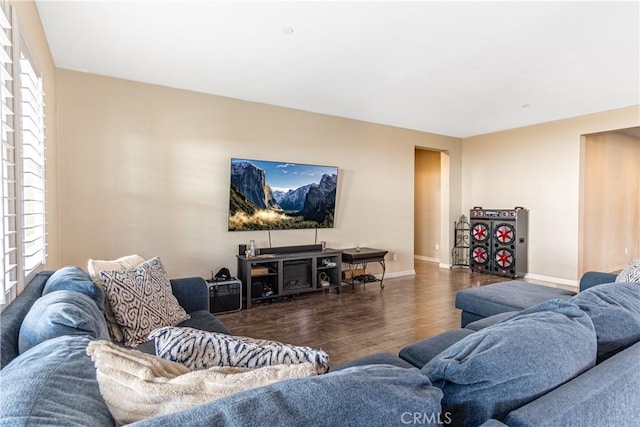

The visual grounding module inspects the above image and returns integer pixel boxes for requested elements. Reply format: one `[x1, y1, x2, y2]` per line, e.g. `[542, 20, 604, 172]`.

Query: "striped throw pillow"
[150, 326, 329, 374]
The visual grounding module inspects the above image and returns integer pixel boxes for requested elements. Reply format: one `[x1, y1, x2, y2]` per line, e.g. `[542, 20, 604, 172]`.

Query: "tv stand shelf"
[237, 247, 342, 309]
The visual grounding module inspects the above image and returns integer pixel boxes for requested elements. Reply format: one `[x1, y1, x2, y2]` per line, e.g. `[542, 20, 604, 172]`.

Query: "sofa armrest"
[504, 342, 640, 426]
[579, 271, 617, 292]
[170, 277, 208, 313]
[1, 271, 53, 369]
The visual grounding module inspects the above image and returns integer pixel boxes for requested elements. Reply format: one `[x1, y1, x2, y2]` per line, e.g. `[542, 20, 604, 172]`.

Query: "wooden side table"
[339, 247, 388, 290]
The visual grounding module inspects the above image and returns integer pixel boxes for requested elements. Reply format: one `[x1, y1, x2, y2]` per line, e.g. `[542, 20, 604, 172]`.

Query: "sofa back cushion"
[579, 271, 617, 291]
[504, 341, 640, 427]
[569, 282, 640, 362]
[421, 300, 597, 427]
[0, 335, 113, 426]
[131, 364, 443, 427]
[18, 290, 110, 354]
[43, 265, 105, 310]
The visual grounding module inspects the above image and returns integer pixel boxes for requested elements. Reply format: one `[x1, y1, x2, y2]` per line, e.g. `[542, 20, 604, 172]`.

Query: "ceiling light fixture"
[282, 26, 294, 34]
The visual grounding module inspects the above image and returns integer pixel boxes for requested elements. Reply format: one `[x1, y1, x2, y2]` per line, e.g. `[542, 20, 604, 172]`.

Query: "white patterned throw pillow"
[150, 326, 330, 374]
[616, 258, 640, 283]
[88, 254, 146, 342]
[100, 257, 190, 347]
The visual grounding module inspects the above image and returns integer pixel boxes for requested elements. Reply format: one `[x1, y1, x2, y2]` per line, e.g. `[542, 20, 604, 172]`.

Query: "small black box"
[207, 279, 242, 314]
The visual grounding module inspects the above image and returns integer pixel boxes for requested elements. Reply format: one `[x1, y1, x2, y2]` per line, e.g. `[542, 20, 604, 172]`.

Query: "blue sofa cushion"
[178, 309, 232, 335]
[0, 335, 114, 426]
[399, 328, 475, 368]
[43, 265, 105, 311]
[569, 282, 640, 362]
[504, 342, 640, 427]
[130, 364, 443, 427]
[169, 277, 210, 313]
[579, 271, 617, 291]
[18, 290, 110, 354]
[422, 300, 597, 427]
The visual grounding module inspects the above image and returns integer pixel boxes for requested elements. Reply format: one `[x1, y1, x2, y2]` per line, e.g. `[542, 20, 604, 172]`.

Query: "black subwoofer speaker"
[469, 207, 528, 278]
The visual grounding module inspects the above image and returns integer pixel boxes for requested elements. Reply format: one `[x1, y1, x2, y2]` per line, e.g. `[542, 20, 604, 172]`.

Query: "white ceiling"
[36, 1, 640, 138]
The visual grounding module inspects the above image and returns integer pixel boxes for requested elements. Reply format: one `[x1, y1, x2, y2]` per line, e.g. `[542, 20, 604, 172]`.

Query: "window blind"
[18, 46, 46, 278]
[0, 3, 15, 304]
[0, 1, 46, 308]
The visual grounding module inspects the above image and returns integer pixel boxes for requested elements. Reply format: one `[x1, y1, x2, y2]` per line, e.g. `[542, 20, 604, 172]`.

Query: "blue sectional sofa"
[1, 267, 639, 426]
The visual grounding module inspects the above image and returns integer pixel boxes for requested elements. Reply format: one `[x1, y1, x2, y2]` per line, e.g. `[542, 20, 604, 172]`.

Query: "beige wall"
[56, 69, 462, 279]
[462, 106, 640, 284]
[581, 131, 640, 273]
[414, 149, 441, 261]
[11, 1, 59, 268]
[55, 67, 639, 284]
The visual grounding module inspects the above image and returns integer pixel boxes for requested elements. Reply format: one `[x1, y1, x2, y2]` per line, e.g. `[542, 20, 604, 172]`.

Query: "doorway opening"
[414, 148, 450, 267]
[579, 126, 640, 276]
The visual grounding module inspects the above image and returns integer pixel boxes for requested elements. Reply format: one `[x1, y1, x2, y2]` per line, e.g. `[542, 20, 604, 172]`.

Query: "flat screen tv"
[228, 158, 338, 231]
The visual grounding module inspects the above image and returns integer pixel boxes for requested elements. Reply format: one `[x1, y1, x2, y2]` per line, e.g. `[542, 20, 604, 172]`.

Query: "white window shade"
[0, 3, 14, 304]
[18, 44, 46, 280]
[0, 1, 47, 308]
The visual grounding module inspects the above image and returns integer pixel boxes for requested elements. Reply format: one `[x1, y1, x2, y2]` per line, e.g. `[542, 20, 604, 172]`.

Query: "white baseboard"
[439, 262, 458, 269]
[385, 258, 579, 287]
[524, 273, 578, 288]
[414, 255, 440, 263]
[375, 270, 416, 279]
[417, 258, 467, 271]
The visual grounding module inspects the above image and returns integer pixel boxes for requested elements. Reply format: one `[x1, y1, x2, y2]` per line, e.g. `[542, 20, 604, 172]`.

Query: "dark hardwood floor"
[217, 260, 567, 366]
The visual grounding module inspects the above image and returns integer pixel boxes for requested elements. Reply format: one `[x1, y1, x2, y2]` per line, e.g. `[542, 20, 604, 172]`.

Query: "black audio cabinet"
[207, 279, 242, 314]
[469, 208, 529, 278]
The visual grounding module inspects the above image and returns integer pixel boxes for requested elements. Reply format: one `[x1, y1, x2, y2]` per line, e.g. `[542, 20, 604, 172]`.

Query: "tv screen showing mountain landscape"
[229, 158, 338, 231]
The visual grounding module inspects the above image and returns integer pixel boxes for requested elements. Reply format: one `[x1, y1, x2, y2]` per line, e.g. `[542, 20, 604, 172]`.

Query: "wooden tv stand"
[237, 246, 342, 309]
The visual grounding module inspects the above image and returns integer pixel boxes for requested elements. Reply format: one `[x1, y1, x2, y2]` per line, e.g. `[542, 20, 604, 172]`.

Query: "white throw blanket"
[86, 340, 319, 425]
